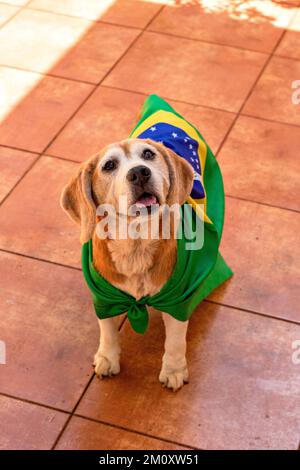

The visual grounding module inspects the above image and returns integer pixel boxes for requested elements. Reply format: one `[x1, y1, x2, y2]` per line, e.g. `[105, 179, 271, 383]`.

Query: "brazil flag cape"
[82, 95, 233, 334]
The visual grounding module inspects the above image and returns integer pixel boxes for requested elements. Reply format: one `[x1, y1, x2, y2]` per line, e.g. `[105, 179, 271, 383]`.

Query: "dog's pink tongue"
[136, 194, 157, 207]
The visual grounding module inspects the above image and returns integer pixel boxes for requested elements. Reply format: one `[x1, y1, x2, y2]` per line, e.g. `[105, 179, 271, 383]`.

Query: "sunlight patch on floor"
[169, 0, 297, 28]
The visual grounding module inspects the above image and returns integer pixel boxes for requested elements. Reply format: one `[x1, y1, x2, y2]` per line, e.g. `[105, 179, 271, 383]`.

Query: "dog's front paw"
[159, 364, 189, 391]
[93, 352, 120, 379]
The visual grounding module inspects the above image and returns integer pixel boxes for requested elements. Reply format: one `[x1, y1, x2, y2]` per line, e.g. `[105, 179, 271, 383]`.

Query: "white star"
[172, 132, 178, 138]
[193, 170, 201, 182]
[184, 138, 188, 142]
[193, 151, 196, 156]
[191, 157, 194, 162]
[150, 126, 156, 132]
[189, 144, 193, 150]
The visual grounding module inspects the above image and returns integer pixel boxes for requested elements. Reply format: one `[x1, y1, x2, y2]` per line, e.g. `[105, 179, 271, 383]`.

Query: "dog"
[60, 95, 232, 391]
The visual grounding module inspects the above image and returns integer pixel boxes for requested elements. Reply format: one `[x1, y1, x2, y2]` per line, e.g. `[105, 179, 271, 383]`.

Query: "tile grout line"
[215, 6, 299, 159]
[273, 53, 300, 63]
[72, 414, 201, 451]
[0, 152, 41, 208]
[0, 0, 32, 31]
[225, 194, 300, 214]
[51, 315, 128, 451]
[146, 28, 272, 55]
[50, 374, 96, 450]
[238, 112, 300, 130]
[0, 391, 71, 415]
[0, 143, 38, 156]
[0, 62, 97, 85]
[0, 247, 82, 271]
[36, 153, 80, 164]
[239, 4, 300, 117]
[100, 84, 238, 116]
[24, 4, 142, 31]
[204, 299, 300, 327]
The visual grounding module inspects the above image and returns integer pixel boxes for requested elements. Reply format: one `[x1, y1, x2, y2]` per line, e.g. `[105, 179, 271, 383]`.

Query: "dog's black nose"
[126, 165, 151, 186]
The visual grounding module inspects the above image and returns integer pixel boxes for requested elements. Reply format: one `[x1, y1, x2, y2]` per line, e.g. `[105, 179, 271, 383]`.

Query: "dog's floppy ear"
[159, 145, 194, 206]
[60, 155, 99, 244]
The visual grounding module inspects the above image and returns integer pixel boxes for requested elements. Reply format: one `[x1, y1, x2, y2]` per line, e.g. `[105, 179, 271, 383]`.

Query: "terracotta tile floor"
[0, 0, 299, 450]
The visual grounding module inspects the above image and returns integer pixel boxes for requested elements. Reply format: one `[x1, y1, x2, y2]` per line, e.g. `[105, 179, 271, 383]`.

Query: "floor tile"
[56, 416, 186, 450]
[243, 56, 300, 126]
[51, 22, 139, 84]
[0, 67, 92, 153]
[48, 87, 236, 161]
[103, 31, 268, 112]
[0, 146, 37, 203]
[276, 9, 300, 60]
[0, 3, 19, 26]
[0, 9, 91, 73]
[0, 395, 67, 450]
[100, 0, 163, 29]
[218, 115, 300, 210]
[150, 0, 294, 53]
[29, 0, 163, 28]
[167, 100, 236, 155]
[0, 156, 81, 267]
[0, 250, 99, 410]
[0, 9, 139, 82]
[210, 197, 300, 323]
[28, 0, 117, 20]
[48, 87, 146, 161]
[77, 306, 300, 450]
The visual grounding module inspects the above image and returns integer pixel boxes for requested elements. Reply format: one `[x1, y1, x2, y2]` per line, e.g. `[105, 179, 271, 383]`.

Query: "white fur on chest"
[107, 238, 162, 299]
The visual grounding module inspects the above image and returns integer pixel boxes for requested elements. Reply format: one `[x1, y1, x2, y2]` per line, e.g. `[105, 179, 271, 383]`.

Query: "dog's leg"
[159, 313, 189, 391]
[93, 318, 121, 378]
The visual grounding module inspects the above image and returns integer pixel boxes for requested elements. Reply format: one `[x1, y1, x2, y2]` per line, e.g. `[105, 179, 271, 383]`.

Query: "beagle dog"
[61, 138, 193, 391]
[60, 95, 232, 391]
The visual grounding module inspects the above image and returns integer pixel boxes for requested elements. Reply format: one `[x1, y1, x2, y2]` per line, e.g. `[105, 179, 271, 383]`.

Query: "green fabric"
[81, 95, 233, 334]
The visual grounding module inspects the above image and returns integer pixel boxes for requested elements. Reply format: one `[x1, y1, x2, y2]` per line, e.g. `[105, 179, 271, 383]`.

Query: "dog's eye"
[102, 159, 117, 172]
[142, 149, 155, 160]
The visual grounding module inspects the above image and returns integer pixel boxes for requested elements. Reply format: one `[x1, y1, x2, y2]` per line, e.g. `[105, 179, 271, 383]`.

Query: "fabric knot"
[127, 299, 149, 334]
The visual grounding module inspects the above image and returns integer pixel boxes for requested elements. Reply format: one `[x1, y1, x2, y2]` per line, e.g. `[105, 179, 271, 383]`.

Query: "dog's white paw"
[93, 352, 120, 379]
[159, 364, 189, 391]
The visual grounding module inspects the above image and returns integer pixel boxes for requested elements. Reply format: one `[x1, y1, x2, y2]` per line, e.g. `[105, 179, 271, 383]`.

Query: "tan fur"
[61, 138, 193, 297]
[60, 154, 100, 244]
[60, 138, 194, 391]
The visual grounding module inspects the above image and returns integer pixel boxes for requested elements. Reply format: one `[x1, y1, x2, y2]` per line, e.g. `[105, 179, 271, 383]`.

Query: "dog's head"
[60, 138, 194, 243]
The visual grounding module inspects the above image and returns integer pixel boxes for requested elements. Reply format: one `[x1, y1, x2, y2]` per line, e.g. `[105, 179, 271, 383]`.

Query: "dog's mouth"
[132, 191, 160, 214]
[135, 192, 158, 207]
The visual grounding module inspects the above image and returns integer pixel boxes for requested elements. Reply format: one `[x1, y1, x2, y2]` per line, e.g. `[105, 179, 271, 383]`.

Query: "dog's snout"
[126, 165, 151, 186]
